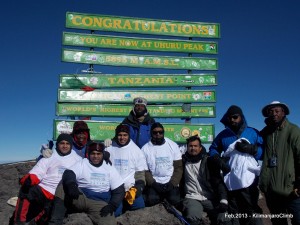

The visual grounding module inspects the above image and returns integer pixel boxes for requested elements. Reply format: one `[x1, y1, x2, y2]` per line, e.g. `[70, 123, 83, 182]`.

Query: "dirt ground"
[0, 161, 274, 225]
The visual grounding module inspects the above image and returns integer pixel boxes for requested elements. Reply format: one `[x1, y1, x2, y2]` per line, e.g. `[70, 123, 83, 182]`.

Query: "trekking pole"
[162, 200, 190, 225]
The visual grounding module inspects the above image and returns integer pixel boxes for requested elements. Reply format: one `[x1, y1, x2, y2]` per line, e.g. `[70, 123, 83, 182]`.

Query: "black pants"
[228, 182, 263, 225]
[145, 186, 181, 208]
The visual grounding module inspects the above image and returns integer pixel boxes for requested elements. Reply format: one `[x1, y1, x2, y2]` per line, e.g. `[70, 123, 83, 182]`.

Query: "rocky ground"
[0, 161, 272, 225]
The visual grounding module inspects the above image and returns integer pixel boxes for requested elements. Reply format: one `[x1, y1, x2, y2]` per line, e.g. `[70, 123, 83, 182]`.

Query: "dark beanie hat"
[151, 122, 164, 131]
[115, 124, 130, 136]
[226, 105, 243, 116]
[56, 133, 73, 148]
[72, 121, 89, 132]
[87, 142, 104, 155]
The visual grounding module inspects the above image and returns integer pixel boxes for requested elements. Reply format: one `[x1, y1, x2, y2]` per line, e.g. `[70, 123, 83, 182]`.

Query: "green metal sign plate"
[54, 120, 215, 143]
[56, 103, 215, 118]
[66, 12, 220, 38]
[63, 32, 218, 54]
[62, 49, 218, 70]
[58, 89, 216, 103]
[60, 74, 217, 88]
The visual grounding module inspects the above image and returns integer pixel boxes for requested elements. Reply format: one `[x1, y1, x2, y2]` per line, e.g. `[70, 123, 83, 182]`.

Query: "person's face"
[117, 132, 129, 145]
[89, 151, 103, 165]
[267, 106, 285, 123]
[227, 114, 242, 128]
[57, 140, 71, 155]
[134, 104, 146, 114]
[187, 140, 202, 156]
[152, 127, 164, 138]
[74, 130, 87, 144]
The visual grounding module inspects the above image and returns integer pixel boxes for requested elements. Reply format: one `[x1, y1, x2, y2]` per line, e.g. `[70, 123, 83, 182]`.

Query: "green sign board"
[58, 89, 216, 103]
[56, 103, 216, 118]
[60, 74, 217, 88]
[63, 32, 218, 54]
[54, 120, 215, 143]
[66, 12, 220, 38]
[62, 49, 218, 70]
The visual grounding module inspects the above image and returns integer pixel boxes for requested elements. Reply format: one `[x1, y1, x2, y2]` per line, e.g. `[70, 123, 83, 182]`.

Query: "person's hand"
[104, 139, 112, 147]
[103, 151, 112, 165]
[63, 182, 80, 200]
[235, 139, 257, 155]
[217, 202, 228, 213]
[100, 204, 115, 217]
[152, 182, 164, 193]
[164, 182, 174, 192]
[211, 155, 231, 175]
[42, 148, 53, 158]
[21, 176, 32, 193]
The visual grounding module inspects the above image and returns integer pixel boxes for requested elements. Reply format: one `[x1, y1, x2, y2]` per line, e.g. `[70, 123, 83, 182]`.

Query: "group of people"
[10, 98, 300, 225]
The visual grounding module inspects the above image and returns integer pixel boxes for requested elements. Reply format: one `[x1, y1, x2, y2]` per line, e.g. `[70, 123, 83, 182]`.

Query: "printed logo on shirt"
[114, 159, 129, 176]
[90, 173, 107, 185]
[58, 167, 66, 175]
[155, 157, 171, 169]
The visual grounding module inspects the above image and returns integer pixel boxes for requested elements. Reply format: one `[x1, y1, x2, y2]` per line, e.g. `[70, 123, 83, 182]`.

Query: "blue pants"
[115, 195, 145, 217]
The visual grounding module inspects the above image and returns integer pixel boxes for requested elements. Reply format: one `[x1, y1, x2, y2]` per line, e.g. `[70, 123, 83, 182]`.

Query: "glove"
[63, 182, 80, 200]
[125, 187, 137, 205]
[235, 139, 257, 155]
[104, 138, 112, 147]
[100, 204, 115, 217]
[42, 148, 53, 158]
[103, 151, 112, 165]
[217, 202, 228, 213]
[134, 180, 145, 198]
[21, 176, 32, 193]
[211, 155, 231, 175]
[164, 182, 174, 192]
[152, 182, 165, 194]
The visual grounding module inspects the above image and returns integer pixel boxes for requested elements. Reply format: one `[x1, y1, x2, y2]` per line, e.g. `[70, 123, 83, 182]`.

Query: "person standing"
[142, 122, 183, 207]
[209, 105, 263, 225]
[12, 134, 81, 225]
[106, 124, 147, 216]
[259, 101, 300, 225]
[48, 142, 124, 225]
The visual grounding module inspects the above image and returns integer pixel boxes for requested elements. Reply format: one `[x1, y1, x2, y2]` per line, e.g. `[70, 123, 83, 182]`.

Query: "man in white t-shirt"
[48, 142, 125, 225]
[142, 122, 183, 207]
[12, 134, 81, 225]
[106, 124, 148, 216]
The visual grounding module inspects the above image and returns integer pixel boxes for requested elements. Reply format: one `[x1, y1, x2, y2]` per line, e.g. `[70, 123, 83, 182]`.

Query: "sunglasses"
[152, 130, 164, 135]
[228, 114, 240, 120]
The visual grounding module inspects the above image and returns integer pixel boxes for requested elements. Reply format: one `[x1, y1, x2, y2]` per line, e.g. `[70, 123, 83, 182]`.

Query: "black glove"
[152, 181, 165, 193]
[100, 204, 115, 217]
[164, 182, 174, 192]
[216, 202, 228, 213]
[235, 139, 257, 155]
[134, 180, 145, 198]
[21, 176, 32, 193]
[103, 151, 112, 165]
[211, 155, 231, 175]
[63, 182, 80, 200]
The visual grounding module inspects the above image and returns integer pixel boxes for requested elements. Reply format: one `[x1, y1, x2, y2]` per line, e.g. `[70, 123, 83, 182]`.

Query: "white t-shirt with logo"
[30, 149, 82, 195]
[142, 137, 182, 184]
[107, 139, 147, 191]
[69, 158, 124, 192]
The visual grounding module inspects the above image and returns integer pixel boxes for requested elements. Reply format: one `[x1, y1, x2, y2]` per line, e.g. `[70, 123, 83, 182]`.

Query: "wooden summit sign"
[56, 103, 216, 118]
[58, 89, 216, 103]
[54, 120, 215, 143]
[60, 74, 217, 88]
[63, 32, 218, 54]
[65, 12, 220, 38]
[62, 49, 218, 70]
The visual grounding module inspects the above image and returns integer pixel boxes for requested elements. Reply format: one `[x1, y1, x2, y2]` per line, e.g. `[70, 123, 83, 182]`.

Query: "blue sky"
[1, 0, 299, 162]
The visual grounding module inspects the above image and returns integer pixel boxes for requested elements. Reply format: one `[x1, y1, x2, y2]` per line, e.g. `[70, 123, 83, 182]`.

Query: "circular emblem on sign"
[180, 127, 191, 138]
